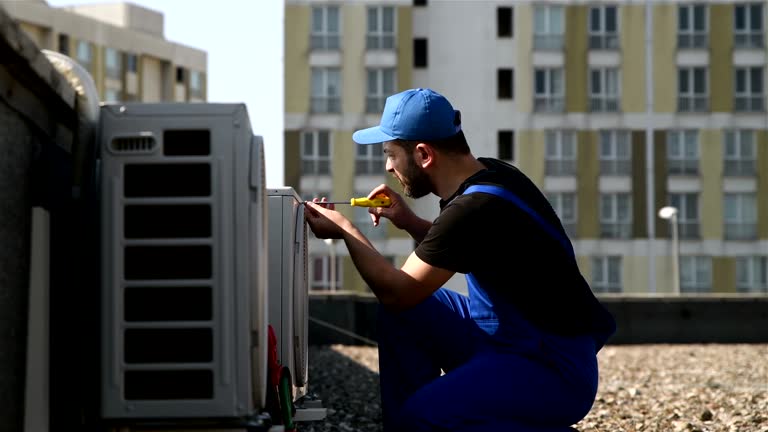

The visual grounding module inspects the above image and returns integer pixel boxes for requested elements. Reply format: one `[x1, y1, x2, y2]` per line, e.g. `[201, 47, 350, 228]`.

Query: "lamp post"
[658, 206, 680, 295]
[324, 238, 336, 291]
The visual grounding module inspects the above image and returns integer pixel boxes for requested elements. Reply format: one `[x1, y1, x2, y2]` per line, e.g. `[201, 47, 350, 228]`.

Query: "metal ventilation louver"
[111, 135, 156, 153]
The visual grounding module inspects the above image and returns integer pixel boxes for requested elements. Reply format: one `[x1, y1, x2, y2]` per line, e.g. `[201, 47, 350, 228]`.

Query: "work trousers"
[377, 288, 599, 431]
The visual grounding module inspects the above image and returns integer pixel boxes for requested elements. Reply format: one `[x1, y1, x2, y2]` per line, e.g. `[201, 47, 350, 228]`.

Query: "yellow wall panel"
[565, 5, 588, 113]
[397, 7, 413, 92]
[621, 5, 646, 113]
[516, 4, 533, 114]
[342, 4, 365, 114]
[700, 130, 723, 240]
[516, 130, 544, 188]
[284, 131, 301, 190]
[577, 131, 599, 238]
[332, 130, 356, 221]
[757, 131, 768, 239]
[710, 4, 734, 112]
[713, 257, 737, 294]
[284, 5, 310, 114]
[623, 255, 649, 294]
[653, 4, 676, 113]
[655, 255, 674, 294]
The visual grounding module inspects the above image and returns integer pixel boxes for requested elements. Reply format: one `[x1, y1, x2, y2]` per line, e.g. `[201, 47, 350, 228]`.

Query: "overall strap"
[463, 184, 575, 259]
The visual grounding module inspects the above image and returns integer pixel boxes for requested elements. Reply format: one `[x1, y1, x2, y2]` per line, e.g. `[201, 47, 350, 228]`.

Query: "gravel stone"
[299, 344, 768, 432]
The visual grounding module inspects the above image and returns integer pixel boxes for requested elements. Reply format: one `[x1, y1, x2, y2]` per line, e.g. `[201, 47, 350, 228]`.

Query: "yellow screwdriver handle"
[350, 194, 392, 207]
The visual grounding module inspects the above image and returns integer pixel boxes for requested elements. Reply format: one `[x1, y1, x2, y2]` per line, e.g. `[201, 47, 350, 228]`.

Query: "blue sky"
[47, 0, 285, 187]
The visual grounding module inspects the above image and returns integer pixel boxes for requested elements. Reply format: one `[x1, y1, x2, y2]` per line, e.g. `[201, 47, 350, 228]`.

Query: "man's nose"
[385, 158, 393, 172]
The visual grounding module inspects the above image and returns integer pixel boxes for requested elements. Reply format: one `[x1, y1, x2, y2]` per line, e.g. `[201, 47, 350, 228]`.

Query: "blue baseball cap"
[352, 88, 461, 145]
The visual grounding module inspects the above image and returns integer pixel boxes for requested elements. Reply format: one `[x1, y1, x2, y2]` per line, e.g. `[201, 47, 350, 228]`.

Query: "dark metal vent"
[111, 136, 156, 153]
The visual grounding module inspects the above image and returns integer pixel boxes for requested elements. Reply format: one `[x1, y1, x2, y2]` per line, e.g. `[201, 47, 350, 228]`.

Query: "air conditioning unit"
[98, 103, 269, 421]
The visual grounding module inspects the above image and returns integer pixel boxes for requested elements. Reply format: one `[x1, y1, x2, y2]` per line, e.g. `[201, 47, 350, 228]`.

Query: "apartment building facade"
[4, 0, 207, 103]
[285, 0, 768, 295]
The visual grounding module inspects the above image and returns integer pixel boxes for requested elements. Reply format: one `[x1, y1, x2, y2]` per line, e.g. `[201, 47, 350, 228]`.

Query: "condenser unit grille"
[111, 136, 157, 153]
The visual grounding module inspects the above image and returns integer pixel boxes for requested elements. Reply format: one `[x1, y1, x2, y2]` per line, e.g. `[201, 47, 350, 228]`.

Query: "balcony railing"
[310, 97, 341, 114]
[366, 35, 395, 50]
[725, 223, 757, 240]
[534, 34, 564, 50]
[302, 160, 331, 175]
[681, 283, 711, 294]
[600, 159, 632, 176]
[545, 159, 576, 176]
[678, 33, 708, 49]
[600, 222, 632, 239]
[678, 96, 708, 112]
[724, 159, 756, 176]
[311, 34, 341, 50]
[737, 283, 768, 294]
[534, 96, 564, 113]
[590, 97, 620, 113]
[735, 32, 765, 49]
[589, 34, 619, 50]
[734, 96, 765, 112]
[355, 159, 385, 175]
[678, 222, 700, 239]
[668, 159, 699, 175]
[592, 284, 622, 294]
[365, 96, 386, 114]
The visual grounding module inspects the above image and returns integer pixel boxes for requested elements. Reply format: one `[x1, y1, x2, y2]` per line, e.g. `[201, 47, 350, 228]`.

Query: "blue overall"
[377, 185, 612, 431]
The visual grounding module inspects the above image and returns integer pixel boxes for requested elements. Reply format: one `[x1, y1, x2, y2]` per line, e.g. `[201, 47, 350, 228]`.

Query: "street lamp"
[658, 206, 680, 295]
[324, 238, 336, 291]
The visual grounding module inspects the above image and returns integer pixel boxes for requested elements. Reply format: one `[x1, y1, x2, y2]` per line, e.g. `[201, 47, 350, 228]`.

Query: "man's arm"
[341, 223, 454, 310]
[402, 216, 432, 244]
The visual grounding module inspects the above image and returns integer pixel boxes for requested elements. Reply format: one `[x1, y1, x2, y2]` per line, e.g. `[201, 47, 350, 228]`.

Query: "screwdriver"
[306, 194, 392, 207]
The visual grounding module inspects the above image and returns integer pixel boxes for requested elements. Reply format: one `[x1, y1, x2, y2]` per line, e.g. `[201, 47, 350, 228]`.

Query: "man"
[304, 88, 616, 431]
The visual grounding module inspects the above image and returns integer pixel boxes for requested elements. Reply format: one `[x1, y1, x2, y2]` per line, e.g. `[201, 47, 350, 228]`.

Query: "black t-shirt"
[415, 157, 614, 338]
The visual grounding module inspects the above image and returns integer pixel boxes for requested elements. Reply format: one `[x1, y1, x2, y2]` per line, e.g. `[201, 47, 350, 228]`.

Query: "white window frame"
[600, 193, 632, 239]
[588, 5, 619, 50]
[669, 193, 700, 239]
[301, 130, 332, 175]
[590, 68, 620, 112]
[678, 67, 708, 112]
[534, 68, 564, 112]
[734, 3, 764, 49]
[366, 68, 396, 113]
[599, 130, 631, 175]
[734, 66, 765, 112]
[310, 254, 342, 291]
[366, 6, 396, 50]
[724, 193, 757, 240]
[311, 67, 341, 113]
[723, 130, 756, 176]
[678, 4, 708, 49]
[547, 192, 577, 238]
[311, 6, 340, 50]
[680, 256, 712, 293]
[533, 5, 564, 50]
[190, 71, 203, 99]
[105, 47, 121, 80]
[667, 130, 699, 175]
[545, 130, 576, 176]
[592, 256, 622, 293]
[737, 256, 768, 293]
[355, 143, 385, 175]
[76, 40, 92, 70]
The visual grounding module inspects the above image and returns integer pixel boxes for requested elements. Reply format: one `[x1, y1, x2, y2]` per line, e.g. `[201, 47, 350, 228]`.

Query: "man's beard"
[397, 156, 433, 199]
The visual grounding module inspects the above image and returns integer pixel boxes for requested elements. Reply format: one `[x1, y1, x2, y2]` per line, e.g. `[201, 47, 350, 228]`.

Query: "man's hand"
[366, 184, 417, 229]
[304, 198, 351, 240]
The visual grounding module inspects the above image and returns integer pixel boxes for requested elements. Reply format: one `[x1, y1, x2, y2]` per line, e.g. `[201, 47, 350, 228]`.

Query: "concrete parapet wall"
[308, 292, 768, 346]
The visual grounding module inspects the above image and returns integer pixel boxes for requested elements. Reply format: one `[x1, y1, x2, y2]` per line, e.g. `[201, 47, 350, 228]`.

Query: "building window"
[356, 143, 385, 175]
[545, 130, 576, 176]
[366, 68, 396, 113]
[533, 5, 564, 50]
[734, 3, 764, 48]
[592, 256, 622, 293]
[590, 68, 620, 112]
[547, 192, 577, 238]
[667, 130, 699, 175]
[311, 6, 340, 50]
[310, 255, 341, 291]
[190, 71, 204, 99]
[498, 130, 514, 162]
[737, 256, 768, 293]
[367, 6, 396, 50]
[497, 6, 513, 38]
[58, 33, 69, 55]
[678, 67, 708, 112]
[76, 40, 92, 70]
[599, 130, 631, 175]
[678, 4, 708, 49]
[104, 88, 120, 102]
[105, 47, 122, 80]
[175, 66, 185, 84]
[734, 67, 764, 112]
[600, 193, 632, 239]
[497, 68, 514, 99]
[301, 131, 331, 175]
[354, 197, 387, 240]
[126, 53, 138, 73]
[668, 193, 700, 239]
[724, 130, 756, 176]
[534, 68, 564, 112]
[724, 193, 757, 240]
[414, 38, 428, 68]
[311, 68, 341, 113]
[680, 256, 712, 293]
[414, 0, 427, 6]
[589, 5, 619, 50]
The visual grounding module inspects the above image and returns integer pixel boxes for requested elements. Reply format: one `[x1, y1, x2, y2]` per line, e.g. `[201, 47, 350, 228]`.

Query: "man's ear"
[414, 142, 435, 169]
